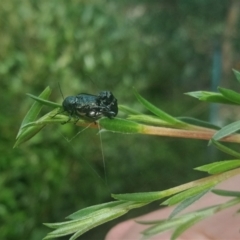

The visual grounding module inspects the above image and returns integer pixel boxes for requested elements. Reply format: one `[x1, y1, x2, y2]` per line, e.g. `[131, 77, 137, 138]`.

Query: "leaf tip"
[207, 139, 212, 146]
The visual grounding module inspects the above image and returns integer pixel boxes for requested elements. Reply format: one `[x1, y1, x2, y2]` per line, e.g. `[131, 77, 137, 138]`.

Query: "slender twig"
[143, 125, 240, 143]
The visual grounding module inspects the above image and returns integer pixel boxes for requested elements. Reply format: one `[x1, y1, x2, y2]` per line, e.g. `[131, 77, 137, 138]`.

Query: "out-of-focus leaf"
[141, 216, 190, 237]
[212, 120, 240, 141]
[169, 189, 209, 219]
[43, 209, 128, 239]
[162, 184, 213, 206]
[212, 189, 240, 197]
[218, 87, 240, 105]
[195, 160, 240, 174]
[142, 197, 240, 239]
[171, 215, 205, 240]
[178, 117, 220, 130]
[44, 201, 148, 239]
[210, 139, 240, 158]
[118, 104, 141, 115]
[233, 69, 240, 83]
[66, 201, 125, 220]
[185, 91, 238, 105]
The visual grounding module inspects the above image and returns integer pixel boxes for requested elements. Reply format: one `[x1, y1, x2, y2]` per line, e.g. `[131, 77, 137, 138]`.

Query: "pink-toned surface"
[106, 175, 240, 240]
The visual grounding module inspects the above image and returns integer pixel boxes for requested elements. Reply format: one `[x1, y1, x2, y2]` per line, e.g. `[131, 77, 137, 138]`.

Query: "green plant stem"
[74, 120, 240, 143]
[163, 168, 240, 197]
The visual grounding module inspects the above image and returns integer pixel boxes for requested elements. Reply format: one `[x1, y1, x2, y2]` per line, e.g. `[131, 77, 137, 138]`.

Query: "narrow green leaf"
[218, 87, 240, 105]
[170, 198, 240, 240]
[44, 200, 149, 238]
[67, 201, 125, 220]
[118, 104, 142, 115]
[14, 109, 58, 148]
[142, 197, 240, 239]
[21, 110, 74, 129]
[128, 115, 172, 126]
[14, 126, 45, 148]
[26, 93, 62, 108]
[195, 160, 240, 174]
[141, 217, 188, 237]
[133, 88, 187, 127]
[162, 184, 213, 206]
[171, 215, 204, 240]
[212, 189, 240, 197]
[22, 119, 66, 128]
[178, 117, 220, 130]
[142, 206, 216, 238]
[169, 189, 209, 219]
[233, 69, 240, 83]
[69, 210, 128, 240]
[215, 197, 240, 211]
[210, 139, 240, 158]
[14, 87, 53, 148]
[212, 120, 240, 141]
[136, 219, 166, 225]
[44, 201, 148, 239]
[44, 219, 93, 239]
[99, 117, 144, 134]
[185, 91, 237, 105]
[16, 86, 51, 139]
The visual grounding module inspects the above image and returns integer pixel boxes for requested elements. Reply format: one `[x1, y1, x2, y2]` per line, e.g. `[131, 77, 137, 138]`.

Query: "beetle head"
[62, 96, 76, 113]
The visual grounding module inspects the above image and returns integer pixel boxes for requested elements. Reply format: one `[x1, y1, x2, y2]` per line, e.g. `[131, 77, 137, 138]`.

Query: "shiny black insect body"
[62, 91, 118, 121]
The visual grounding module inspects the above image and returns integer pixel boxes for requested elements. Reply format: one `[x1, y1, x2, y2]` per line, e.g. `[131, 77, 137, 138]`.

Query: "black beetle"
[62, 91, 118, 122]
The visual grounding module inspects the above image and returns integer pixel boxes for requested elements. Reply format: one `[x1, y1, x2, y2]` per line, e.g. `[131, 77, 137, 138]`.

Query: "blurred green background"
[1, 0, 240, 239]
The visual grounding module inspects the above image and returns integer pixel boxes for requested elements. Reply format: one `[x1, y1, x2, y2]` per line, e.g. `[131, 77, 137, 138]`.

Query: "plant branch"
[143, 125, 240, 143]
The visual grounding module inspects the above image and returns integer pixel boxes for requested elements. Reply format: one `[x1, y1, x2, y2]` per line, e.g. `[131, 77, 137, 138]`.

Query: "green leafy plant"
[15, 70, 240, 240]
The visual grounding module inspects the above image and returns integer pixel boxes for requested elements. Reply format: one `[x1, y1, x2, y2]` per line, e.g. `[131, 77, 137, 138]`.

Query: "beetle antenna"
[58, 82, 65, 100]
[60, 131, 107, 184]
[64, 123, 92, 142]
[97, 121, 109, 189]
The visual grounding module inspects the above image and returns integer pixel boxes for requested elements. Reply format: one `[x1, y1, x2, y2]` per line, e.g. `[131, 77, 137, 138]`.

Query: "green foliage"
[210, 140, 240, 158]
[16, 87, 209, 148]
[212, 120, 240, 141]
[2, 1, 240, 240]
[185, 90, 239, 105]
[14, 87, 51, 147]
[168, 190, 210, 219]
[195, 160, 240, 174]
[212, 189, 240, 197]
[139, 197, 240, 239]
[133, 88, 188, 128]
[233, 69, 240, 83]
[42, 167, 240, 239]
[43, 201, 148, 240]
[14, 82, 240, 239]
